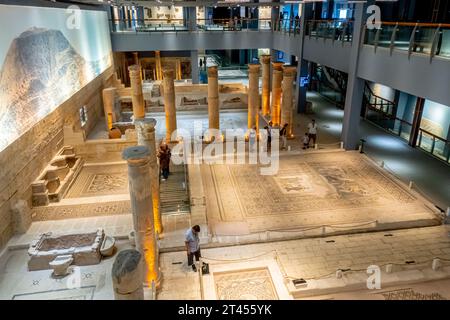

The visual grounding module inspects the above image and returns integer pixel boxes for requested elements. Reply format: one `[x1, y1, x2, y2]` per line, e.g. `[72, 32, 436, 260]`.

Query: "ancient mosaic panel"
[65, 164, 128, 198]
[380, 288, 446, 300]
[214, 268, 278, 300]
[206, 152, 437, 232]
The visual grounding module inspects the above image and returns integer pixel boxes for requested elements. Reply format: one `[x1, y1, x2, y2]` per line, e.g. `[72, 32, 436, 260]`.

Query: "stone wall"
[0, 66, 115, 251]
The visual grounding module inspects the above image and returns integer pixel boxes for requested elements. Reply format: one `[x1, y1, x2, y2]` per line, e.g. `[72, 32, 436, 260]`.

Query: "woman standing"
[158, 144, 171, 181]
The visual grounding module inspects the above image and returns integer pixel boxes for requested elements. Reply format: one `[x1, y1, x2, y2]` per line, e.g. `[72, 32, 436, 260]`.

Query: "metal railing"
[364, 21, 450, 60]
[305, 19, 354, 43]
[109, 18, 301, 34]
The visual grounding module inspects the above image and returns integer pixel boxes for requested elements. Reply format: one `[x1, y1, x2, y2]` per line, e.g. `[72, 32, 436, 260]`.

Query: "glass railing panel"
[393, 26, 414, 51]
[412, 27, 434, 54]
[378, 25, 397, 48]
[431, 139, 449, 162]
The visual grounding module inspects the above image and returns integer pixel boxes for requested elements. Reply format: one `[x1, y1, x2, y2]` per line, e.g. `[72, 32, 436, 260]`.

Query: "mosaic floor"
[214, 268, 278, 300]
[203, 151, 440, 234]
[65, 164, 128, 199]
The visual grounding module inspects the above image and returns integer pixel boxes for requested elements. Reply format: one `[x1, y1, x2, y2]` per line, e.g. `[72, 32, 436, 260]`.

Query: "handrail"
[381, 21, 450, 28]
[364, 82, 395, 105]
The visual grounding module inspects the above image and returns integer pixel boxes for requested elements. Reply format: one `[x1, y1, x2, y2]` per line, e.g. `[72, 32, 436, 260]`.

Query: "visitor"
[185, 225, 201, 272]
[307, 119, 318, 147]
[294, 15, 300, 33]
[264, 125, 272, 152]
[279, 12, 284, 31]
[158, 143, 171, 181]
[302, 132, 310, 150]
[199, 58, 203, 69]
[249, 126, 257, 153]
[280, 123, 288, 150]
[229, 17, 234, 30]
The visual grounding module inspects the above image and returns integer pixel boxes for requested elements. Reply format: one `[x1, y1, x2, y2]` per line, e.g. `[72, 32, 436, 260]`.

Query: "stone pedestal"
[247, 63, 261, 131]
[271, 62, 284, 126]
[135, 118, 162, 235]
[102, 87, 117, 130]
[261, 55, 271, 116]
[128, 64, 145, 120]
[122, 146, 160, 287]
[163, 69, 177, 142]
[207, 66, 220, 134]
[281, 66, 297, 137]
[112, 249, 144, 300]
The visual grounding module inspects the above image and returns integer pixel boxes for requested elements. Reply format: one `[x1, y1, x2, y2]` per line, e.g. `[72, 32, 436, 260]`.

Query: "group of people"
[260, 119, 318, 151]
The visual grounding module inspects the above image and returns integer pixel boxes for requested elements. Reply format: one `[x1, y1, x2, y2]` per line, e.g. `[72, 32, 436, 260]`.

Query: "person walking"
[158, 143, 171, 181]
[280, 123, 288, 150]
[307, 119, 318, 148]
[185, 225, 201, 272]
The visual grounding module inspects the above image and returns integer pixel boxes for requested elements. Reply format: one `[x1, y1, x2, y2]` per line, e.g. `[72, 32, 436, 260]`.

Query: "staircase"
[312, 64, 348, 107]
[159, 163, 190, 215]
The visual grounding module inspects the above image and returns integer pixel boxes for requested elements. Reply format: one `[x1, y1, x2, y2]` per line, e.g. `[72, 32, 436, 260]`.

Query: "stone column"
[163, 69, 177, 142]
[112, 249, 144, 300]
[207, 66, 220, 133]
[135, 118, 162, 235]
[176, 60, 182, 80]
[128, 64, 145, 120]
[261, 55, 271, 116]
[102, 87, 117, 130]
[133, 52, 139, 66]
[247, 63, 261, 131]
[281, 66, 297, 137]
[122, 146, 160, 287]
[155, 51, 163, 80]
[271, 62, 284, 126]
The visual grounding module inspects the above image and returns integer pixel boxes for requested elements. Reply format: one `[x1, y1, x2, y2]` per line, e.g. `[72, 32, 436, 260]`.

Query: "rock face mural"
[0, 5, 112, 152]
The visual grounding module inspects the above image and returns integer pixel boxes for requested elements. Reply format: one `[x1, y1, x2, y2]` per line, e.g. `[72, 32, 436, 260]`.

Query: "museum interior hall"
[0, 0, 450, 301]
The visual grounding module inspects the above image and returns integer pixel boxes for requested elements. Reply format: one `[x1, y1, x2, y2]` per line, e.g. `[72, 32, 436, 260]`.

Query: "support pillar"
[163, 69, 177, 142]
[122, 146, 160, 287]
[102, 87, 117, 130]
[191, 50, 199, 84]
[341, 3, 367, 150]
[155, 51, 163, 80]
[176, 60, 182, 80]
[281, 66, 297, 137]
[296, 59, 309, 113]
[133, 52, 139, 66]
[261, 55, 271, 116]
[271, 62, 284, 126]
[247, 63, 261, 131]
[409, 97, 425, 147]
[135, 118, 162, 235]
[207, 66, 220, 135]
[128, 64, 145, 120]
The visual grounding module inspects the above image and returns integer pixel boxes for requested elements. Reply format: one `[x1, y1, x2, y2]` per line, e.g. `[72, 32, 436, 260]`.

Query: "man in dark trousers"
[185, 225, 201, 272]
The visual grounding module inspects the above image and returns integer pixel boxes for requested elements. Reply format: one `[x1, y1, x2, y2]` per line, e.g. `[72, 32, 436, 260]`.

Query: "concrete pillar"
[135, 118, 162, 236]
[281, 66, 297, 137]
[261, 55, 271, 116]
[247, 63, 261, 131]
[271, 62, 284, 126]
[191, 50, 199, 84]
[122, 146, 160, 287]
[163, 69, 177, 142]
[102, 87, 117, 130]
[155, 51, 163, 80]
[207, 66, 220, 134]
[128, 64, 145, 120]
[409, 97, 425, 147]
[341, 3, 366, 150]
[112, 249, 144, 300]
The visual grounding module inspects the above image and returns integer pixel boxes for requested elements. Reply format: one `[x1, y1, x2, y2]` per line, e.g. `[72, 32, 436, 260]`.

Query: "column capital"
[272, 61, 284, 71]
[282, 66, 297, 77]
[163, 68, 174, 79]
[248, 63, 261, 74]
[207, 66, 218, 78]
[128, 64, 141, 74]
[135, 117, 157, 131]
[261, 55, 271, 64]
[122, 146, 151, 164]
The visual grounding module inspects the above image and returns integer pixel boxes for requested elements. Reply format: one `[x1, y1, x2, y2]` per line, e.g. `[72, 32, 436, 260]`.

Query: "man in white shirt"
[185, 225, 201, 272]
[307, 119, 318, 147]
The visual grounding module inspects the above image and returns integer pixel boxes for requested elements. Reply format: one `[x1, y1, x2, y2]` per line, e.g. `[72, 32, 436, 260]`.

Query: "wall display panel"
[0, 5, 112, 152]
